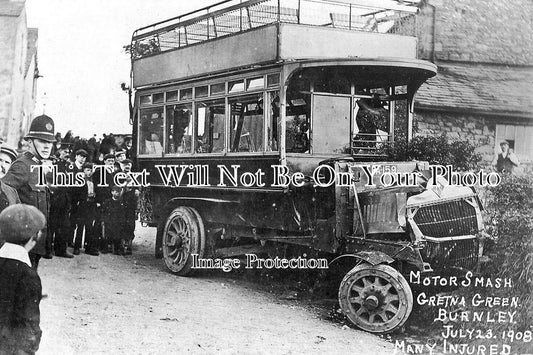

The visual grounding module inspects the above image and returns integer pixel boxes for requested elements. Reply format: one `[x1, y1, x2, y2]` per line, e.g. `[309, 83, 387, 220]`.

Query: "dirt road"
[37, 223, 396, 354]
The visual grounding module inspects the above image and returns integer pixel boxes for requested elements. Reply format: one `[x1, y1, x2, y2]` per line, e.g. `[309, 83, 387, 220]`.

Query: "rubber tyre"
[338, 263, 413, 333]
[162, 206, 205, 275]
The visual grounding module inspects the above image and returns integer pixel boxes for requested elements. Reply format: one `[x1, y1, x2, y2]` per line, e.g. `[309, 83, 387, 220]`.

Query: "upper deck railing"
[131, 0, 420, 60]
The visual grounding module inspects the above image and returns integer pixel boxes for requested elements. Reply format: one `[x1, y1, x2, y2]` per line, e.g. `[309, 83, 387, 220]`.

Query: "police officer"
[0, 144, 21, 212]
[2, 115, 56, 269]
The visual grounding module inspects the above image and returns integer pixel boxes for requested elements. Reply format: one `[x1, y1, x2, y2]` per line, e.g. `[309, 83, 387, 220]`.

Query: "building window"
[196, 99, 225, 153]
[166, 104, 193, 154]
[496, 124, 533, 161]
[139, 107, 164, 155]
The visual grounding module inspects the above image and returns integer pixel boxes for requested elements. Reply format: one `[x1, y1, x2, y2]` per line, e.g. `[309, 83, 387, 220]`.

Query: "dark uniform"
[2, 115, 57, 268]
[122, 186, 136, 254]
[66, 150, 87, 253]
[2, 152, 50, 268]
[95, 157, 115, 252]
[74, 165, 99, 255]
[102, 192, 125, 254]
[49, 158, 73, 257]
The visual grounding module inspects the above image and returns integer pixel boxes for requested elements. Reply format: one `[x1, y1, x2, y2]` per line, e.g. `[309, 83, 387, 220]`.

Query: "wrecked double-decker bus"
[129, 0, 484, 333]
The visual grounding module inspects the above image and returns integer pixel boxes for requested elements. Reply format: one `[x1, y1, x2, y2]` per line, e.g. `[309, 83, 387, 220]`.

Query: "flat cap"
[75, 149, 88, 157]
[0, 204, 46, 244]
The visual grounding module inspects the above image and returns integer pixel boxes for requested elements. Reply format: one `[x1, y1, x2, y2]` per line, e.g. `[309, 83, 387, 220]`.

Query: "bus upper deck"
[130, 0, 421, 88]
[130, 0, 436, 173]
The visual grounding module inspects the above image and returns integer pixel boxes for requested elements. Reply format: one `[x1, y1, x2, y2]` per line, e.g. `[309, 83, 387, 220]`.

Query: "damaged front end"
[331, 160, 484, 273]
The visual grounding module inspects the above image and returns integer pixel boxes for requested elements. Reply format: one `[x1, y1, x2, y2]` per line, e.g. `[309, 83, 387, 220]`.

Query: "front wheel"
[338, 263, 413, 333]
[162, 206, 205, 275]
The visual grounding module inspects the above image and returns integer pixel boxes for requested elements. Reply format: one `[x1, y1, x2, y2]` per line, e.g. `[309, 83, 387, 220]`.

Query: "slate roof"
[0, 0, 24, 17]
[415, 62, 533, 118]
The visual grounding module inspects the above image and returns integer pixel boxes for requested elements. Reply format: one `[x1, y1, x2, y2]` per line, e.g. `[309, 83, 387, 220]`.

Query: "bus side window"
[266, 92, 279, 152]
[166, 104, 192, 154]
[196, 99, 225, 153]
[286, 98, 310, 153]
[229, 94, 264, 153]
[139, 107, 164, 155]
[353, 94, 389, 153]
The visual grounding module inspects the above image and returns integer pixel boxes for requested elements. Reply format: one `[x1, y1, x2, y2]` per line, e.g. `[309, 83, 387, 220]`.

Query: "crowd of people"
[0, 114, 137, 354]
[49, 143, 138, 258]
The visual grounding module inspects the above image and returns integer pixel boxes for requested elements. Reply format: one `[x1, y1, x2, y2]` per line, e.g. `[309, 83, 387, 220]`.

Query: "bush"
[382, 134, 482, 171]
[483, 174, 533, 329]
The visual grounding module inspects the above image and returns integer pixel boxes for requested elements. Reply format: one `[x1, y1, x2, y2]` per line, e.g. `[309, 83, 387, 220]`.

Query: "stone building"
[413, 0, 533, 169]
[0, 0, 39, 147]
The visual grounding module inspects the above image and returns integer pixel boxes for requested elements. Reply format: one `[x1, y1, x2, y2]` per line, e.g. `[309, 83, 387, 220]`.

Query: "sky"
[25, 0, 216, 137]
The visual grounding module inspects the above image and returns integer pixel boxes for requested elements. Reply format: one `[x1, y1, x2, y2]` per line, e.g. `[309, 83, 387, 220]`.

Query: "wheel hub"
[169, 235, 183, 248]
[363, 295, 379, 310]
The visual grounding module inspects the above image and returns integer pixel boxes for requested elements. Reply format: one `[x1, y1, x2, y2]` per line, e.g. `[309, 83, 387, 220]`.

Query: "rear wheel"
[162, 207, 205, 275]
[338, 263, 413, 333]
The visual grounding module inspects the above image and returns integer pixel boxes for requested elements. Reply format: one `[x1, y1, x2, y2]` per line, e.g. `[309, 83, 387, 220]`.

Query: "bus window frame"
[136, 70, 282, 158]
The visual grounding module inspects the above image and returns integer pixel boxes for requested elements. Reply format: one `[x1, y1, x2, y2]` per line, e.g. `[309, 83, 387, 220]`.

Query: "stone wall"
[418, 0, 533, 65]
[414, 110, 532, 173]
[0, 6, 34, 146]
[414, 110, 495, 168]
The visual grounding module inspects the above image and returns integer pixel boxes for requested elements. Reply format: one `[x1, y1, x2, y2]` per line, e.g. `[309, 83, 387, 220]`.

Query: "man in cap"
[0, 144, 21, 212]
[0, 143, 18, 178]
[53, 142, 72, 166]
[120, 159, 137, 255]
[68, 149, 88, 254]
[2, 114, 56, 268]
[114, 149, 127, 172]
[49, 143, 74, 258]
[0, 204, 46, 354]
[492, 140, 520, 174]
[95, 153, 116, 252]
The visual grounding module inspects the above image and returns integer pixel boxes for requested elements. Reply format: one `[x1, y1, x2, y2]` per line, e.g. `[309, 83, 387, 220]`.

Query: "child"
[73, 163, 99, 256]
[0, 204, 46, 354]
[102, 185, 125, 255]
[121, 159, 137, 255]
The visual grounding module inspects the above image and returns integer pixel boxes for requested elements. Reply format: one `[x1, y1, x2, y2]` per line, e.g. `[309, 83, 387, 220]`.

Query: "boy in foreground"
[0, 204, 46, 354]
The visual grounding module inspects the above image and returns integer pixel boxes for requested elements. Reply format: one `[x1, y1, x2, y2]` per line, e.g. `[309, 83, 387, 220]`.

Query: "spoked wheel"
[338, 263, 413, 333]
[162, 207, 205, 275]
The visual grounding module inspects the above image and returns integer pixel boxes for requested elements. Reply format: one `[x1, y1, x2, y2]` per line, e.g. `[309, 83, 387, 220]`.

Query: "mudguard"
[330, 250, 395, 266]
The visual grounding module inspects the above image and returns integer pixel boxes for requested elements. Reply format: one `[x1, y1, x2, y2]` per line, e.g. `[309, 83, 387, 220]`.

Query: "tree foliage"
[483, 175, 533, 329]
[381, 134, 482, 171]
